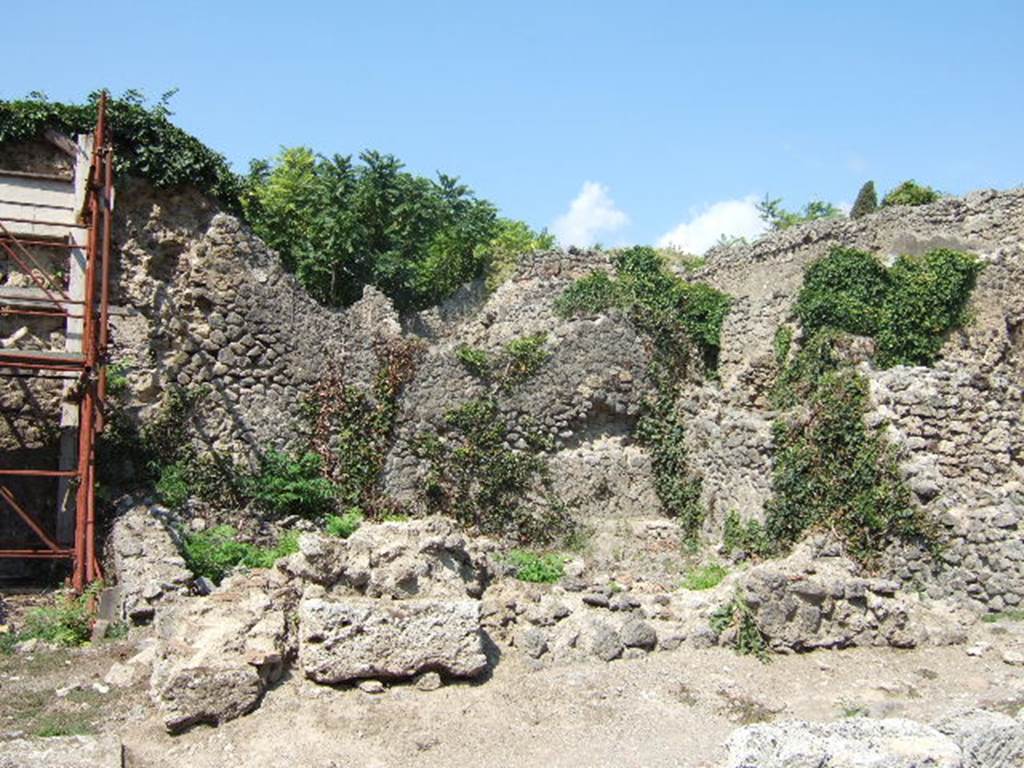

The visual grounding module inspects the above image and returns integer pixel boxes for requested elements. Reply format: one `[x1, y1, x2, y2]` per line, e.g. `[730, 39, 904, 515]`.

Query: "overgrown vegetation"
[246, 450, 336, 518]
[1, 91, 549, 311]
[416, 398, 563, 541]
[241, 147, 550, 309]
[308, 337, 420, 515]
[555, 246, 732, 541]
[0, 584, 102, 653]
[181, 525, 299, 584]
[505, 550, 566, 583]
[753, 245, 981, 564]
[483, 219, 556, 292]
[882, 179, 940, 207]
[681, 562, 728, 590]
[721, 510, 772, 558]
[757, 195, 843, 231]
[637, 390, 705, 538]
[767, 367, 934, 563]
[555, 246, 731, 372]
[710, 591, 770, 661]
[457, 332, 551, 391]
[0, 91, 242, 209]
[794, 247, 982, 367]
[325, 508, 364, 538]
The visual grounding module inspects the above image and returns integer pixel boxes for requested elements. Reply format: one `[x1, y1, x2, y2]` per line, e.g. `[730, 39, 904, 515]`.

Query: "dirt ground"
[3, 611, 1021, 768]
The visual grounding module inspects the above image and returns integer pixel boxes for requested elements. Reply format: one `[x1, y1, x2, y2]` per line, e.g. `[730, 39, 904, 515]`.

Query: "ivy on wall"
[729, 246, 981, 564]
[555, 246, 732, 541]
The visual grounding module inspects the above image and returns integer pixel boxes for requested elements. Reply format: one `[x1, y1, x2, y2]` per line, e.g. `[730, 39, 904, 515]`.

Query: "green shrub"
[501, 333, 550, 388]
[875, 249, 982, 366]
[15, 584, 102, 649]
[793, 247, 981, 368]
[882, 180, 939, 207]
[796, 248, 890, 338]
[325, 508, 364, 538]
[105, 361, 131, 396]
[710, 592, 769, 661]
[456, 345, 492, 377]
[553, 271, 623, 316]
[155, 462, 189, 509]
[681, 563, 727, 590]
[0, 90, 242, 209]
[182, 526, 299, 584]
[721, 510, 773, 557]
[480, 218, 555, 292]
[637, 391, 704, 540]
[757, 196, 843, 231]
[242, 147, 516, 310]
[309, 339, 419, 513]
[765, 369, 935, 563]
[850, 181, 878, 219]
[246, 450, 337, 518]
[505, 550, 566, 583]
[457, 333, 551, 391]
[416, 398, 564, 541]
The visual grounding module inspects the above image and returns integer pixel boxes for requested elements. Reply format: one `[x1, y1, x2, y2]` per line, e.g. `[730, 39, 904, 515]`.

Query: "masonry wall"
[2, 139, 1022, 610]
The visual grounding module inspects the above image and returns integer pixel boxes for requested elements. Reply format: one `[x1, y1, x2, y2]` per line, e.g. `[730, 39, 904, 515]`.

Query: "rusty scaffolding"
[0, 95, 113, 591]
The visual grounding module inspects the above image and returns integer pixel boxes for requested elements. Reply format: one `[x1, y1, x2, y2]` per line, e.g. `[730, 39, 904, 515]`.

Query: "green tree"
[242, 148, 511, 309]
[480, 219, 556, 291]
[757, 195, 843, 231]
[881, 179, 939, 207]
[850, 181, 878, 219]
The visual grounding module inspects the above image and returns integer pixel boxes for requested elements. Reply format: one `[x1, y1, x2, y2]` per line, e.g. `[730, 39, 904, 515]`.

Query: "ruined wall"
[383, 250, 661, 525]
[687, 189, 1024, 609]
[2, 136, 1022, 611]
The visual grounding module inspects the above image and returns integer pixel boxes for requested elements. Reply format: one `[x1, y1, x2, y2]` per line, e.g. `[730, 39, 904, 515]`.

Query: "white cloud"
[551, 181, 629, 247]
[657, 196, 767, 254]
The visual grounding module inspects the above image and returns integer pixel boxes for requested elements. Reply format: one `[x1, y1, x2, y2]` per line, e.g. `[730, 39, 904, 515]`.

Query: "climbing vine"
[556, 246, 732, 541]
[417, 332, 568, 542]
[308, 336, 421, 515]
[0, 91, 242, 210]
[751, 246, 980, 564]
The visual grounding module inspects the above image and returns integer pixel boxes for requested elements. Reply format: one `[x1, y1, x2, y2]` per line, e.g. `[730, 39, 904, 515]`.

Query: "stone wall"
[382, 249, 660, 529]
[2, 136, 1023, 614]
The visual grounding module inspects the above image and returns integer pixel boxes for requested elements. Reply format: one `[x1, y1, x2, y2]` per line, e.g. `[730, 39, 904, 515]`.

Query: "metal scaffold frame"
[0, 94, 114, 591]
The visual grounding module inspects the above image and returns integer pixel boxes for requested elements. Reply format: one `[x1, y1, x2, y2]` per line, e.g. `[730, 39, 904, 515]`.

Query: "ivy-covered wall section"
[723, 246, 982, 564]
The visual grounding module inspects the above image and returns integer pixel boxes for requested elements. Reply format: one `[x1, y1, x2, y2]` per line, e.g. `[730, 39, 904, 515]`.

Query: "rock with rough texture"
[933, 709, 1024, 768]
[282, 517, 492, 599]
[725, 718, 963, 768]
[150, 570, 297, 733]
[299, 597, 488, 683]
[515, 627, 549, 658]
[109, 502, 192, 624]
[732, 541, 971, 652]
[620, 618, 657, 650]
[587, 620, 624, 662]
[0, 735, 122, 768]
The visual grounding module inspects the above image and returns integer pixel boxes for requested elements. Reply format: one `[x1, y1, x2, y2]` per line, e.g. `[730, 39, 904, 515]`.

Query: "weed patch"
[505, 551, 566, 583]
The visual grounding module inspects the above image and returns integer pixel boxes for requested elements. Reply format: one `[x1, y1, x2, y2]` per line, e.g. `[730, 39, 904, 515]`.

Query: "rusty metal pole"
[72, 93, 105, 592]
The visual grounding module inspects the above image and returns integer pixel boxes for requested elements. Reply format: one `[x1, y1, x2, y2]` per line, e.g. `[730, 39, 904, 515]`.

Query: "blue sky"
[5, 0, 1022, 250]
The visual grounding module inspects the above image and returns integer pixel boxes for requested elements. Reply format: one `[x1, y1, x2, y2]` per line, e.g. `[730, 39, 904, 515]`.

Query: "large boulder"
[149, 570, 297, 733]
[282, 517, 492, 599]
[109, 502, 192, 624]
[933, 709, 1024, 768]
[733, 541, 970, 652]
[298, 596, 488, 683]
[725, 718, 963, 768]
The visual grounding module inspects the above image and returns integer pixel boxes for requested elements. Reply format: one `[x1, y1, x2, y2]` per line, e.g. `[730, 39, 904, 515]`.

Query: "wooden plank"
[0, 179, 75, 209]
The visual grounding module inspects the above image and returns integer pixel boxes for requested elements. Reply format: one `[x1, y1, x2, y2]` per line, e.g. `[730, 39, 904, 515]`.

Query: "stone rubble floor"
[2, 609, 1022, 768]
